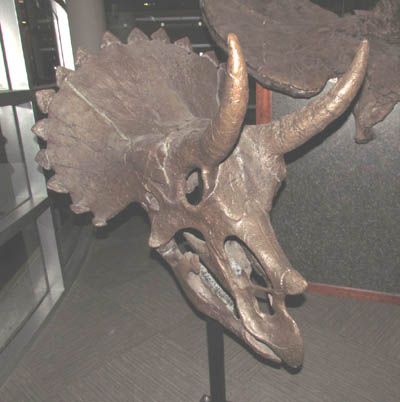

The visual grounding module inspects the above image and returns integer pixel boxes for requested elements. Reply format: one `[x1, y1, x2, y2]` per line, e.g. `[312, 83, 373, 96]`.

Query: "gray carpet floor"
[1, 210, 399, 402]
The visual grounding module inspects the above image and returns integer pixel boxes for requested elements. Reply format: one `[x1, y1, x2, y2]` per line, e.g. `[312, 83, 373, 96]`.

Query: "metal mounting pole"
[200, 319, 231, 402]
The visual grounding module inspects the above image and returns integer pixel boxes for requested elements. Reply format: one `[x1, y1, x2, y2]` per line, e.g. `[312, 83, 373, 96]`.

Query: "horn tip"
[350, 38, 369, 80]
[359, 38, 369, 56]
[226, 33, 246, 79]
[227, 33, 239, 48]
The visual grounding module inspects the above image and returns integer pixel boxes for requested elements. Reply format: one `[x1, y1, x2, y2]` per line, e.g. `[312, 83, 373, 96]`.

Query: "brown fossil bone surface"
[33, 29, 368, 368]
[201, 0, 399, 143]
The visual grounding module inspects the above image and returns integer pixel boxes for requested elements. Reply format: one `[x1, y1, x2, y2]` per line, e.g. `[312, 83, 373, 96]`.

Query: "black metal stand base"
[200, 395, 232, 402]
[200, 319, 233, 402]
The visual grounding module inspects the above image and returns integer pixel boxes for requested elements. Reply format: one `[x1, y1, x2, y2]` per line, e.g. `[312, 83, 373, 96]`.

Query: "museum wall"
[271, 87, 399, 294]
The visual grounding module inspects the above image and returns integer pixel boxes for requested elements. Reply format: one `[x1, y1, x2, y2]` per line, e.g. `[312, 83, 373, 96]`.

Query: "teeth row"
[199, 265, 234, 309]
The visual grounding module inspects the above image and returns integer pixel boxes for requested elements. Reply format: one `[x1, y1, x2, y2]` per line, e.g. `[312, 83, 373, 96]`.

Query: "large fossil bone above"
[201, 0, 399, 144]
[34, 29, 368, 368]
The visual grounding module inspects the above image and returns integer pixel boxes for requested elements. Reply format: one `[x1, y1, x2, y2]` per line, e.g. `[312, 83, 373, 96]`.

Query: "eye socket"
[185, 168, 204, 205]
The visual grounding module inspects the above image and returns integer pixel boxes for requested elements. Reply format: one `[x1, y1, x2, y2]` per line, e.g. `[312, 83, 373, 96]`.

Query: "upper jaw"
[233, 287, 304, 368]
[224, 238, 305, 368]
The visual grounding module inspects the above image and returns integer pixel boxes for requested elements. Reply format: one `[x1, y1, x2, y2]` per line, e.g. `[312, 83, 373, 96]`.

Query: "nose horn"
[282, 270, 308, 295]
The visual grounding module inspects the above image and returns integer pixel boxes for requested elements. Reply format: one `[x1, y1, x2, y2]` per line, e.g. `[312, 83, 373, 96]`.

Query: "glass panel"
[0, 221, 48, 352]
[15, 102, 47, 198]
[16, 0, 60, 87]
[0, 0, 29, 90]
[51, 0, 75, 70]
[0, 28, 9, 91]
[0, 105, 30, 217]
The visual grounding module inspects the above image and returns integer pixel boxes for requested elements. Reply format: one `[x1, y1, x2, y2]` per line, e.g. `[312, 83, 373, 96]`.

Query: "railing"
[0, 0, 64, 386]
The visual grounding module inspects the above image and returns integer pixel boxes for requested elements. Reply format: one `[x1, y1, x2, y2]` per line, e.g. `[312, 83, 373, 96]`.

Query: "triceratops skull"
[34, 28, 368, 368]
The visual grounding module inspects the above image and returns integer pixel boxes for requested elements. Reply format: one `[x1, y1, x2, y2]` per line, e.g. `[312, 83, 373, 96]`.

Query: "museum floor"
[1, 207, 399, 402]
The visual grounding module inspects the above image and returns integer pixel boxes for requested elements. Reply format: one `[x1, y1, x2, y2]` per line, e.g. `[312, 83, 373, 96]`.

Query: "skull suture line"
[34, 29, 368, 368]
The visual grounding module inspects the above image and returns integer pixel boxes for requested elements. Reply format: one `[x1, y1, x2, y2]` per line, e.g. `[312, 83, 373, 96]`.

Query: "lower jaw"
[243, 329, 304, 368]
[243, 331, 282, 364]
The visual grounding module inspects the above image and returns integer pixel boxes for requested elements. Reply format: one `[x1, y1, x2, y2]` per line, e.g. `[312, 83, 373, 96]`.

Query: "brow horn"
[200, 33, 249, 167]
[259, 39, 369, 155]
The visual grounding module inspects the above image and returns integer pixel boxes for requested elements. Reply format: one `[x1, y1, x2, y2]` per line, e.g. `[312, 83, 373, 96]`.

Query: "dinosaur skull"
[34, 29, 368, 368]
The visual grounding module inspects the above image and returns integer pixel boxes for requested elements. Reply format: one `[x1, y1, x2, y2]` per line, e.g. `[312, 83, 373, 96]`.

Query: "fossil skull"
[34, 29, 368, 368]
